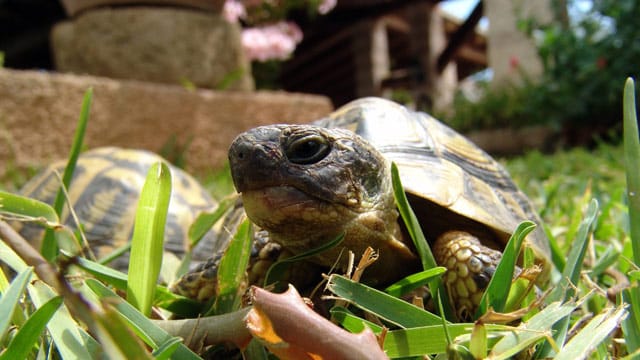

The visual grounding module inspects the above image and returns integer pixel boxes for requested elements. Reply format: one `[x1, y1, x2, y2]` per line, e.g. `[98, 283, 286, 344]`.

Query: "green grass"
[2, 141, 632, 358]
[505, 143, 627, 235]
[0, 82, 637, 358]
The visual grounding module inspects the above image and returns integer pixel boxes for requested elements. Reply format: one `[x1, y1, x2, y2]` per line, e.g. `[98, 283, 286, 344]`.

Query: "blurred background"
[2, 3, 638, 357]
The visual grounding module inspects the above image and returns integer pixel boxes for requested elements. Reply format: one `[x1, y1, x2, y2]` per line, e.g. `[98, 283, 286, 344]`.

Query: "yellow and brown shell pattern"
[17, 147, 220, 272]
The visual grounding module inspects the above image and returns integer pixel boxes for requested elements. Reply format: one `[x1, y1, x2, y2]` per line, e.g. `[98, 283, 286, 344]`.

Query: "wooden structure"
[282, 0, 487, 109]
[0, 0, 487, 110]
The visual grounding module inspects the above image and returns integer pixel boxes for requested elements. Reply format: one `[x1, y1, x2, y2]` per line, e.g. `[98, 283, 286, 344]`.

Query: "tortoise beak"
[228, 126, 285, 193]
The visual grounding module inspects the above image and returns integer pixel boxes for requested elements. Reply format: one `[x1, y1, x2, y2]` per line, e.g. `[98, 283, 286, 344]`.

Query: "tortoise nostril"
[230, 139, 253, 163]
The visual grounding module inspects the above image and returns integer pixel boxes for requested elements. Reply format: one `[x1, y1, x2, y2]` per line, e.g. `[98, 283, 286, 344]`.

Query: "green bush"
[534, 0, 640, 127]
[443, 0, 640, 137]
[444, 78, 552, 133]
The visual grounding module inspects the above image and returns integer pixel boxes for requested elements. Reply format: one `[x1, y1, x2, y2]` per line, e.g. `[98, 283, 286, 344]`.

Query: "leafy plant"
[533, 0, 640, 128]
[442, 78, 553, 133]
[442, 0, 640, 144]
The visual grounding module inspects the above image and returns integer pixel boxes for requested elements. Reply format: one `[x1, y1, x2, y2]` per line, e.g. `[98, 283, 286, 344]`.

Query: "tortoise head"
[228, 124, 417, 279]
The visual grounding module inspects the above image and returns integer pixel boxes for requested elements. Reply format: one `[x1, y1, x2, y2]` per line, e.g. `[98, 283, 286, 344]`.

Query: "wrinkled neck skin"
[242, 167, 420, 286]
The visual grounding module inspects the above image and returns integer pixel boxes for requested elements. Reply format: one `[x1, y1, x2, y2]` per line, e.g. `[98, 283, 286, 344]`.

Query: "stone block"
[51, 7, 254, 91]
[0, 69, 333, 177]
[60, 0, 224, 16]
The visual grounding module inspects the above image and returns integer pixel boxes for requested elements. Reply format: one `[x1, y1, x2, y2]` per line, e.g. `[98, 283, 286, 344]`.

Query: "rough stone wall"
[0, 69, 333, 176]
[51, 7, 254, 91]
[59, 0, 224, 15]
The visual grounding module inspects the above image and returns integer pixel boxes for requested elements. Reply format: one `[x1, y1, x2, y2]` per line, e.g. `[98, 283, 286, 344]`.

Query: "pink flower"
[318, 0, 337, 15]
[242, 22, 304, 61]
[596, 57, 607, 69]
[509, 55, 520, 70]
[223, 0, 246, 23]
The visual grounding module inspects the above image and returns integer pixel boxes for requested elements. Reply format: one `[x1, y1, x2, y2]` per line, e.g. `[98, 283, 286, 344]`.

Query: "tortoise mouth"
[240, 185, 353, 232]
[242, 186, 318, 211]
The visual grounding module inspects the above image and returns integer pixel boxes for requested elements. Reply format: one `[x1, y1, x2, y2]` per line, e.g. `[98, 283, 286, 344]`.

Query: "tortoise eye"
[285, 135, 330, 165]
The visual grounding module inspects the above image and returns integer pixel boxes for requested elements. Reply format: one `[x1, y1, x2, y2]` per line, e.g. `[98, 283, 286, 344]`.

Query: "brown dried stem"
[153, 308, 253, 350]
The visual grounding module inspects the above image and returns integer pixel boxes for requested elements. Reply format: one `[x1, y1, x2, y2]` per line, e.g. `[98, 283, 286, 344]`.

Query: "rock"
[51, 6, 254, 91]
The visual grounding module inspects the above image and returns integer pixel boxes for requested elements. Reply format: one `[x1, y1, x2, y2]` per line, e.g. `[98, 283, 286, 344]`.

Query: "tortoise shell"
[314, 97, 551, 262]
[18, 147, 219, 271]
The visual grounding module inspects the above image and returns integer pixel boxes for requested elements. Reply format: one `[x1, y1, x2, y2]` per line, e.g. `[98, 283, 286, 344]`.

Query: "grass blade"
[94, 305, 155, 360]
[188, 195, 237, 247]
[551, 198, 599, 303]
[212, 218, 253, 315]
[622, 287, 640, 353]
[72, 256, 203, 316]
[385, 325, 480, 357]
[151, 336, 183, 360]
[264, 233, 344, 289]
[391, 163, 451, 317]
[0, 232, 29, 274]
[547, 227, 566, 273]
[469, 322, 488, 359]
[555, 305, 627, 360]
[98, 242, 132, 266]
[622, 79, 640, 355]
[333, 303, 510, 358]
[623, 78, 640, 265]
[42, 88, 93, 260]
[178, 199, 240, 281]
[27, 280, 99, 359]
[477, 221, 536, 317]
[330, 306, 383, 333]
[391, 163, 437, 270]
[75, 256, 130, 290]
[86, 279, 202, 359]
[0, 269, 24, 328]
[0, 268, 33, 343]
[0, 296, 63, 360]
[127, 161, 172, 316]
[386, 323, 508, 358]
[327, 274, 442, 327]
[384, 267, 447, 297]
[0, 192, 81, 259]
[490, 301, 576, 359]
[536, 199, 598, 358]
[0, 191, 59, 224]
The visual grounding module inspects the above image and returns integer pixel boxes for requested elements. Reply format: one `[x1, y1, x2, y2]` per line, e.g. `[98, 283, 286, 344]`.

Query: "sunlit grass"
[0, 80, 637, 358]
[505, 143, 627, 235]
[0, 139, 633, 358]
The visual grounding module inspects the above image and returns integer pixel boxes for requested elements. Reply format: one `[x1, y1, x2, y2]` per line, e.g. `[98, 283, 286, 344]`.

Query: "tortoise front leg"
[433, 231, 503, 321]
[171, 230, 322, 304]
[170, 229, 277, 303]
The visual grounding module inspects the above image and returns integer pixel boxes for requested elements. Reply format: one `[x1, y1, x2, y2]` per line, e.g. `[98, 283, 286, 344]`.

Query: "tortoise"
[219, 97, 551, 319]
[16, 147, 221, 274]
[15, 98, 550, 321]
